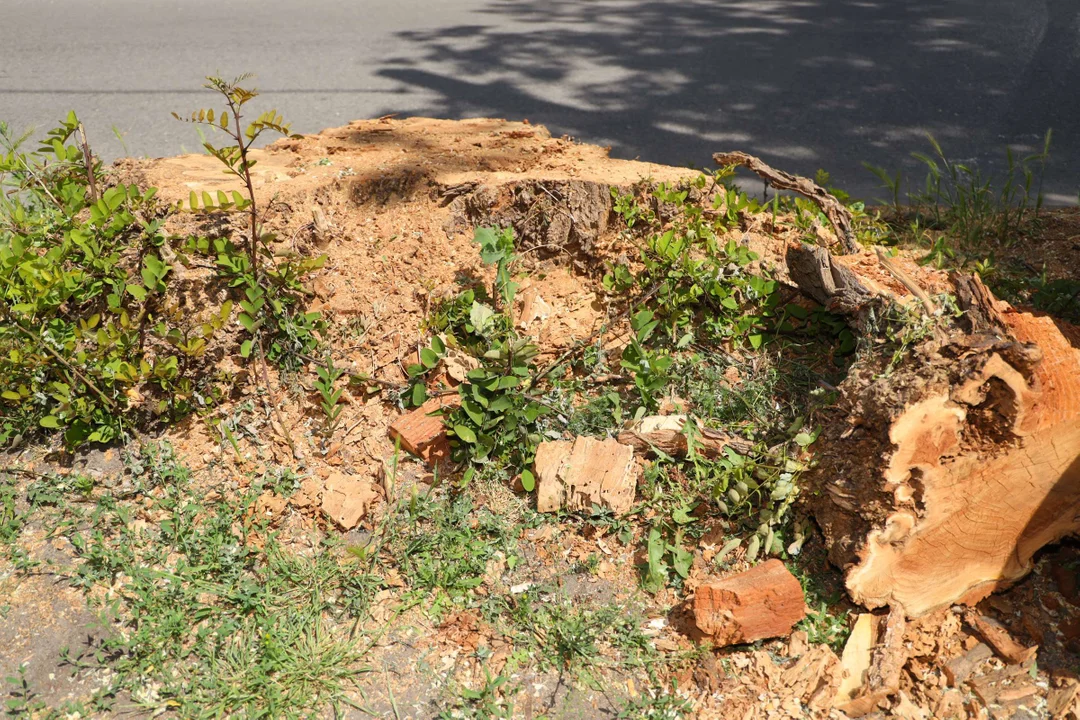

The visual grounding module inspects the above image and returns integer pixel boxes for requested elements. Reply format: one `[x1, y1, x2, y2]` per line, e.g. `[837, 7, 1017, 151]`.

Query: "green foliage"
[473, 226, 519, 310]
[439, 670, 515, 720]
[6, 442, 379, 717]
[605, 180, 779, 351]
[870, 131, 1051, 250]
[642, 523, 693, 594]
[620, 310, 675, 414]
[0, 114, 226, 448]
[502, 590, 653, 672]
[403, 334, 446, 407]
[617, 690, 692, 720]
[387, 491, 517, 609]
[314, 355, 345, 443]
[450, 337, 547, 481]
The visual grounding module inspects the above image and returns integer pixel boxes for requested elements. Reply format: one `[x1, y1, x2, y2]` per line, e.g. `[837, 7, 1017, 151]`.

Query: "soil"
[2, 117, 1078, 719]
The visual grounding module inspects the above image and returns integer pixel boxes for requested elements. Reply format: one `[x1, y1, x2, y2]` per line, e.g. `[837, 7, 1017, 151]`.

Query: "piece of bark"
[944, 642, 994, 688]
[534, 439, 573, 513]
[835, 613, 879, 704]
[785, 243, 879, 317]
[311, 206, 332, 249]
[788, 629, 809, 657]
[693, 559, 806, 645]
[934, 688, 967, 720]
[839, 606, 907, 717]
[1049, 678, 1080, 719]
[617, 415, 753, 458]
[968, 666, 1033, 708]
[534, 436, 636, 514]
[387, 395, 460, 469]
[967, 613, 1038, 665]
[714, 151, 858, 254]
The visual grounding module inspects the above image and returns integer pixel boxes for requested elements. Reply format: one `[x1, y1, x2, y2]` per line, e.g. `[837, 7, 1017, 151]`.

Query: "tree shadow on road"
[373, 0, 1077, 199]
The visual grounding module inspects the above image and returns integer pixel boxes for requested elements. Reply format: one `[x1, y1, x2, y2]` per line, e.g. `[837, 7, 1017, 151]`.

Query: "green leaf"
[240, 339, 253, 358]
[469, 302, 495, 332]
[411, 383, 427, 407]
[39, 415, 61, 429]
[520, 469, 536, 492]
[794, 432, 815, 448]
[671, 542, 693, 579]
[126, 284, 147, 300]
[429, 335, 445, 355]
[419, 348, 440, 369]
[453, 424, 477, 444]
[1, 391, 22, 401]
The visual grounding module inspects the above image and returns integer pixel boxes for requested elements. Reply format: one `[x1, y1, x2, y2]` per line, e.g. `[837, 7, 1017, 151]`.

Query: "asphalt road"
[2, 0, 1078, 202]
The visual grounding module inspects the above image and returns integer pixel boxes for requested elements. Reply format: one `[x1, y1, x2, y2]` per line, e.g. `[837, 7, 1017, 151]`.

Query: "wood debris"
[835, 613, 878, 705]
[387, 394, 460, 469]
[534, 436, 636, 514]
[616, 414, 753, 458]
[943, 642, 993, 688]
[966, 612, 1038, 665]
[320, 471, 379, 530]
[693, 559, 806, 646]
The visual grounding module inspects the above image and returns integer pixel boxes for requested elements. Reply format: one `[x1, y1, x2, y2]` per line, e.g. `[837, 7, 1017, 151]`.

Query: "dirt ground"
[2, 117, 1078, 719]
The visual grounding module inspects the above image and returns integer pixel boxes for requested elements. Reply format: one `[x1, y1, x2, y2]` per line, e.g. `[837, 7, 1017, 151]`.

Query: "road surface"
[2, 0, 1078, 202]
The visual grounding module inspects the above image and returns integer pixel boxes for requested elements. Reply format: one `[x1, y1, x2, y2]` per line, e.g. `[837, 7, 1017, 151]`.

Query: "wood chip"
[320, 472, 379, 530]
[693, 559, 806, 646]
[534, 436, 636, 514]
[1048, 678, 1080, 719]
[944, 642, 994, 688]
[616, 414, 752, 458]
[835, 613, 878, 704]
[387, 395, 460, 469]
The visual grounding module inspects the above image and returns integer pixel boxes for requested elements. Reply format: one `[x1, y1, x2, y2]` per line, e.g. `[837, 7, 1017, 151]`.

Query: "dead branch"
[714, 151, 858, 254]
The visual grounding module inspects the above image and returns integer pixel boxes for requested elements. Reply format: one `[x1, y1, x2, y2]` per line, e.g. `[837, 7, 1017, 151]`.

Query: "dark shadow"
[371, 0, 1080, 201]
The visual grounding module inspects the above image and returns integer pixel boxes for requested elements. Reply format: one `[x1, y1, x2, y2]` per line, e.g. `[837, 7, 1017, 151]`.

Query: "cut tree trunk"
[786, 245, 1080, 617]
[707, 156, 1080, 617]
[447, 147, 1080, 621]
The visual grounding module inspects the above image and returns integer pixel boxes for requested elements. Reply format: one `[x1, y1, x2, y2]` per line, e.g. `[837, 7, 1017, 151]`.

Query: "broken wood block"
[835, 613, 879, 705]
[321, 472, 379, 530]
[693, 559, 806, 645]
[387, 394, 460, 469]
[780, 644, 843, 713]
[617, 415, 753, 459]
[533, 436, 636, 514]
[967, 613, 1038, 665]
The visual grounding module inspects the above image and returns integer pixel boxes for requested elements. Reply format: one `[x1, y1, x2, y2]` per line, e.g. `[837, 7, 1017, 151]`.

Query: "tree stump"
[789, 246, 1080, 617]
